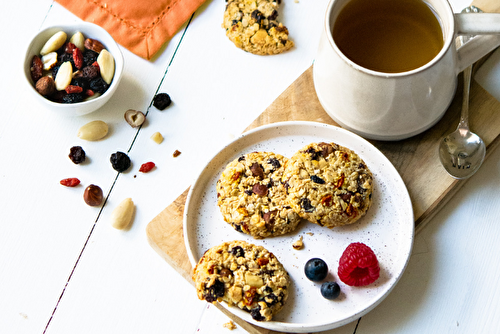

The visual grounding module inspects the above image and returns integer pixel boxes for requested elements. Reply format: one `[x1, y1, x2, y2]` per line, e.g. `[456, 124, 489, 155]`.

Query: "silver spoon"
[438, 6, 486, 179]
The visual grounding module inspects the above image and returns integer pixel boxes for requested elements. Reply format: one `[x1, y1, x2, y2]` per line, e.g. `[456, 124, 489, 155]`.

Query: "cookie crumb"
[292, 235, 304, 250]
[173, 149, 181, 157]
[223, 320, 237, 330]
[306, 232, 314, 236]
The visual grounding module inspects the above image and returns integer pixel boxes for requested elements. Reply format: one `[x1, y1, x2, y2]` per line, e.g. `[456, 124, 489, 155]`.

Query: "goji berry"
[85, 89, 95, 96]
[92, 61, 100, 69]
[65, 85, 83, 94]
[65, 42, 77, 54]
[73, 47, 83, 69]
[139, 162, 155, 173]
[60, 178, 81, 187]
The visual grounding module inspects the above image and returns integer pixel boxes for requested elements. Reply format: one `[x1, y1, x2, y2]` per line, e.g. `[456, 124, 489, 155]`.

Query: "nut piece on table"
[84, 184, 103, 206]
[151, 132, 164, 144]
[77, 120, 109, 141]
[36, 76, 55, 96]
[124, 109, 146, 128]
[110, 198, 135, 230]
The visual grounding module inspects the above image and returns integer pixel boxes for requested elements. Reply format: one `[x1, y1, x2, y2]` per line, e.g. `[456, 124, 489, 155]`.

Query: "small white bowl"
[23, 22, 124, 116]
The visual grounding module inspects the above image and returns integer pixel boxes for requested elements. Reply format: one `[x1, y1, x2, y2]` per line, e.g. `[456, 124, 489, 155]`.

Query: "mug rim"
[324, 0, 456, 77]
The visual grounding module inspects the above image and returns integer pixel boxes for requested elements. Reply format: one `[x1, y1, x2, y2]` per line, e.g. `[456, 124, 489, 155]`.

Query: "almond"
[77, 120, 109, 141]
[96, 49, 115, 84]
[54, 61, 73, 91]
[69, 31, 85, 51]
[110, 198, 135, 230]
[40, 31, 67, 56]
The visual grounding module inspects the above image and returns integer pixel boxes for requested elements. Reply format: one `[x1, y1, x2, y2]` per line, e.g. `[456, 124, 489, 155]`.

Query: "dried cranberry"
[139, 162, 155, 173]
[153, 93, 172, 110]
[69, 146, 86, 164]
[110, 152, 131, 172]
[60, 178, 80, 187]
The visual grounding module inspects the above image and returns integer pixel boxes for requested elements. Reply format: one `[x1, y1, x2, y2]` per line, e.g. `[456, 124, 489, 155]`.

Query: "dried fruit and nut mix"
[30, 30, 115, 103]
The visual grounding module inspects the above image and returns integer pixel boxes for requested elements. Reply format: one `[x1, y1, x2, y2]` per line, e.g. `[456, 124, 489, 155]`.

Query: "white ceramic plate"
[184, 121, 414, 332]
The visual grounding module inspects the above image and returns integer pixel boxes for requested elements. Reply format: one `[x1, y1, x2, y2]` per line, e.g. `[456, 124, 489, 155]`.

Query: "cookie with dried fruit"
[283, 142, 373, 228]
[216, 151, 301, 238]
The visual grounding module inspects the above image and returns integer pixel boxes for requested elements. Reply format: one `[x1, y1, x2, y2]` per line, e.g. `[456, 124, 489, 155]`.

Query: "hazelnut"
[35, 76, 56, 96]
[124, 109, 146, 128]
[84, 184, 103, 206]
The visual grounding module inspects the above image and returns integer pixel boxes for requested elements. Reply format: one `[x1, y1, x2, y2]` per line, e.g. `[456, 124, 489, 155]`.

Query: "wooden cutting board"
[146, 2, 500, 333]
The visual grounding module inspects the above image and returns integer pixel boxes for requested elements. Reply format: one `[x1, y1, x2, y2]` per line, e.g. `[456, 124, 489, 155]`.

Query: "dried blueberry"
[205, 279, 225, 303]
[304, 258, 328, 282]
[268, 9, 278, 21]
[268, 158, 281, 169]
[229, 246, 245, 258]
[83, 49, 99, 66]
[110, 151, 131, 172]
[62, 93, 84, 104]
[71, 77, 89, 91]
[300, 198, 314, 212]
[81, 65, 99, 80]
[320, 281, 341, 300]
[250, 306, 265, 321]
[310, 175, 326, 184]
[153, 93, 172, 110]
[262, 293, 278, 306]
[69, 146, 86, 164]
[90, 77, 109, 94]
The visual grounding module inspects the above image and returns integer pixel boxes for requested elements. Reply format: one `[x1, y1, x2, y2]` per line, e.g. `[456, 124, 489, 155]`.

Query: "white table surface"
[3, 0, 500, 333]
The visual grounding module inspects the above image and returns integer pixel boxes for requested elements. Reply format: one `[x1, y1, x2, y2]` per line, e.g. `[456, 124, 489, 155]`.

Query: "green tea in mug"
[332, 0, 444, 73]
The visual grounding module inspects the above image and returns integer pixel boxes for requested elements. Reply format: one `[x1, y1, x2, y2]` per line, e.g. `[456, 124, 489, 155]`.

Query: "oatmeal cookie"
[283, 142, 373, 228]
[192, 240, 290, 322]
[217, 151, 301, 238]
[223, 0, 293, 55]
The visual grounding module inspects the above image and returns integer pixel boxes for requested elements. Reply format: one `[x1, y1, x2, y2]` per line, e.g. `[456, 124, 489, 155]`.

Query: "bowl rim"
[23, 21, 124, 110]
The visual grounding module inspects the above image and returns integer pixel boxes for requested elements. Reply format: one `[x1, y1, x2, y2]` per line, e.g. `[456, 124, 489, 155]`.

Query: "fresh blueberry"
[304, 258, 328, 282]
[321, 281, 341, 300]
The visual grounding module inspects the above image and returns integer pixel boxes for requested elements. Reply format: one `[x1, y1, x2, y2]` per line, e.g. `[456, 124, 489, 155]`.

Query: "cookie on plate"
[192, 240, 290, 322]
[222, 0, 293, 55]
[283, 142, 373, 228]
[217, 151, 301, 239]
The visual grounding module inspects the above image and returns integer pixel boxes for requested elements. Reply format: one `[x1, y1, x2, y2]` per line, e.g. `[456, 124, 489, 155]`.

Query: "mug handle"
[455, 13, 500, 73]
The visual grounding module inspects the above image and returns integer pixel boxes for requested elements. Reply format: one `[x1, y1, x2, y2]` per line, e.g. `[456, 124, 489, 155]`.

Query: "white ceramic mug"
[313, 0, 500, 141]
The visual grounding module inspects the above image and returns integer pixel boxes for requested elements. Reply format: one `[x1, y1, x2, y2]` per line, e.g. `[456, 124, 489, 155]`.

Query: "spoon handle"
[458, 63, 472, 131]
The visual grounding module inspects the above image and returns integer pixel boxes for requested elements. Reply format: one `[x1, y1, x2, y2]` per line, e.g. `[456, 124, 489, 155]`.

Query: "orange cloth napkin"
[57, 0, 207, 60]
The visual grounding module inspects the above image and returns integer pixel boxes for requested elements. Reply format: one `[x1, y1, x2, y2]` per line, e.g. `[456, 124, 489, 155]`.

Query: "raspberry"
[338, 242, 380, 286]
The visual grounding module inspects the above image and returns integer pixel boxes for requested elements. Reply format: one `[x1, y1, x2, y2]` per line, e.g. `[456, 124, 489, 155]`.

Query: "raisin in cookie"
[217, 151, 301, 238]
[223, 0, 293, 55]
[283, 142, 373, 228]
[193, 240, 290, 322]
